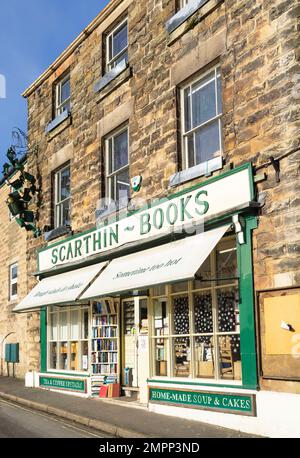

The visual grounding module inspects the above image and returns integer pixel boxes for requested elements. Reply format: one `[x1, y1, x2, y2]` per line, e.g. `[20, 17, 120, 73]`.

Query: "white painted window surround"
[9, 263, 18, 301]
[106, 18, 128, 72]
[55, 74, 71, 118]
[54, 164, 71, 228]
[181, 65, 223, 171]
[105, 126, 130, 209]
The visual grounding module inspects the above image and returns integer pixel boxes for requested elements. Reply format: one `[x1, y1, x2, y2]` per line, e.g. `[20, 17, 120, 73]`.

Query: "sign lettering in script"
[149, 387, 256, 416]
[39, 376, 86, 393]
[38, 165, 253, 272]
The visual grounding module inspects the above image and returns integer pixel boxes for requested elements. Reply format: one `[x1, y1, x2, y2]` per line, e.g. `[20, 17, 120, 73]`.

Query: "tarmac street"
[0, 399, 111, 438]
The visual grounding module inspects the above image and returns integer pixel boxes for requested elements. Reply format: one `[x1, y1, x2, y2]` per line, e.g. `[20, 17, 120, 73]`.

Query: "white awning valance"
[13, 262, 108, 313]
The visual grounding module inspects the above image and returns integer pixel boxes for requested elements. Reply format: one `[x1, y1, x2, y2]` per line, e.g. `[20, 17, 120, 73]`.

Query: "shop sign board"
[39, 376, 86, 393]
[149, 387, 256, 416]
[38, 165, 253, 272]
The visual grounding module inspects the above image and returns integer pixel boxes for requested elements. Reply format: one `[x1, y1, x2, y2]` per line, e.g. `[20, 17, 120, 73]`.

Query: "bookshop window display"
[48, 305, 89, 372]
[150, 236, 241, 381]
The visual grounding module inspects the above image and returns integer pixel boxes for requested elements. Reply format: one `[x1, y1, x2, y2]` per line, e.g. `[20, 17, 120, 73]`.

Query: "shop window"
[53, 164, 71, 228]
[105, 126, 130, 209]
[181, 65, 222, 171]
[9, 263, 18, 301]
[48, 306, 90, 373]
[106, 18, 128, 72]
[54, 73, 71, 118]
[150, 236, 241, 382]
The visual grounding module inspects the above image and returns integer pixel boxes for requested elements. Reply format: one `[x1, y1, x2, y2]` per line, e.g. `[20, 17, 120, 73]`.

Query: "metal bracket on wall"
[270, 156, 281, 183]
[232, 214, 246, 245]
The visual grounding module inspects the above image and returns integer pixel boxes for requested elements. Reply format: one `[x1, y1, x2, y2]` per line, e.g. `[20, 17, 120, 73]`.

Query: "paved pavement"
[0, 376, 257, 438]
[0, 399, 110, 438]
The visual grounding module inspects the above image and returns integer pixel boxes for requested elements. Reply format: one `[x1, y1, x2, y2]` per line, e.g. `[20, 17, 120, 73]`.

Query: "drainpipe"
[0, 333, 15, 376]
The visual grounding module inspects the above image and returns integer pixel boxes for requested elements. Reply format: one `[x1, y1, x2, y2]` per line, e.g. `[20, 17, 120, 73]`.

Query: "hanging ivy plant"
[2, 145, 41, 238]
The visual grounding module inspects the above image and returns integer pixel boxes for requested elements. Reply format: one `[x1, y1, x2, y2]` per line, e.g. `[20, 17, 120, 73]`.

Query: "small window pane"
[60, 311, 68, 340]
[154, 300, 168, 336]
[70, 310, 79, 340]
[154, 338, 168, 376]
[193, 256, 211, 289]
[11, 265, 18, 279]
[194, 336, 215, 379]
[152, 285, 166, 297]
[62, 200, 71, 226]
[184, 87, 191, 132]
[61, 79, 70, 103]
[70, 342, 78, 371]
[218, 335, 241, 380]
[60, 100, 70, 114]
[171, 281, 188, 293]
[173, 337, 190, 377]
[50, 313, 58, 341]
[113, 130, 128, 171]
[217, 288, 240, 333]
[60, 168, 70, 201]
[49, 342, 57, 370]
[113, 50, 128, 68]
[81, 341, 89, 371]
[192, 76, 216, 128]
[116, 169, 130, 208]
[194, 293, 213, 334]
[195, 119, 220, 164]
[216, 241, 237, 284]
[108, 35, 113, 61]
[108, 138, 113, 175]
[82, 309, 89, 340]
[217, 74, 222, 115]
[11, 283, 17, 297]
[173, 296, 189, 335]
[113, 22, 128, 57]
[59, 342, 68, 371]
[187, 133, 195, 168]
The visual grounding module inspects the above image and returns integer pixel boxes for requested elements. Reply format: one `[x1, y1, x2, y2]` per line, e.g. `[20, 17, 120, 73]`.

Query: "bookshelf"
[91, 300, 120, 381]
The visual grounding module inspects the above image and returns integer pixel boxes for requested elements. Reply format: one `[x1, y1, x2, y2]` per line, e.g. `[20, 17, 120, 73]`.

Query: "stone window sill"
[45, 112, 72, 142]
[94, 61, 132, 102]
[166, 0, 223, 46]
[44, 225, 72, 242]
[96, 202, 129, 225]
[169, 156, 223, 187]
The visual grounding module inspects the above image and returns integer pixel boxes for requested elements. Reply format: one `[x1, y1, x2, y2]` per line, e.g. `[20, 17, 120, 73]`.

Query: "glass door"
[122, 298, 148, 388]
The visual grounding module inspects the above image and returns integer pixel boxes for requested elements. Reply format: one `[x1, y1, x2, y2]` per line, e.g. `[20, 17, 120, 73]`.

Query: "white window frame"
[105, 126, 130, 208]
[106, 17, 128, 72]
[47, 305, 90, 374]
[9, 263, 18, 301]
[54, 164, 71, 229]
[55, 73, 71, 117]
[181, 65, 223, 170]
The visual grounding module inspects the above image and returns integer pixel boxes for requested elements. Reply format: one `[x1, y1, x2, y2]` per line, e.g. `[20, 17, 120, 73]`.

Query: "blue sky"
[0, 0, 109, 168]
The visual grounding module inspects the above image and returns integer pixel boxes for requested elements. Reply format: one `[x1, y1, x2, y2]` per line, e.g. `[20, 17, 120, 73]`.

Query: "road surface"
[0, 399, 112, 438]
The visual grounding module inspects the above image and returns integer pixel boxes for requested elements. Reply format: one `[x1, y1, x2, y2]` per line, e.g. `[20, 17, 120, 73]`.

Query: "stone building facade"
[0, 165, 40, 378]
[19, 0, 300, 436]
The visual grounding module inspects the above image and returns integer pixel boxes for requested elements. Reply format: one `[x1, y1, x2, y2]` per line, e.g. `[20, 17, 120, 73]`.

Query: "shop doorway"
[121, 298, 148, 390]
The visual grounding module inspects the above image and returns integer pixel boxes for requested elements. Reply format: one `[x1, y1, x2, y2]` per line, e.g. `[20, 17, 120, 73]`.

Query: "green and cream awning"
[14, 224, 229, 311]
[80, 225, 230, 300]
